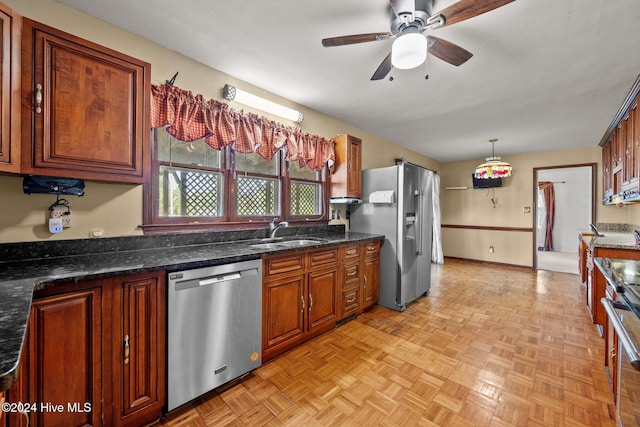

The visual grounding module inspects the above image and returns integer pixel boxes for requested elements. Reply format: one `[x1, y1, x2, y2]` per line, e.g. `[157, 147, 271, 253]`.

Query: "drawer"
[309, 248, 339, 269]
[363, 241, 380, 258]
[343, 244, 360, 259]
[264, 252, 306, 277]
[341, 288, 360, 316]
[343, 262, 361, 289]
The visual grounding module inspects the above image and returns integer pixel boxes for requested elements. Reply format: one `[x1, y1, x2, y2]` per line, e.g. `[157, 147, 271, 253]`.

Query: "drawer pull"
[35, 84, 43, 114]
[346, 249, 357, 255]
[346, 296, 357, 304]
[347, 270, 357, 277]
[367, 246, 377, 252]
[124, 334, 130, 365]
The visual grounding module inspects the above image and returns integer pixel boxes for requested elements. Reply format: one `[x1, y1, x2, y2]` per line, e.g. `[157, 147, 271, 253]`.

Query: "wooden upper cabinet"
[331, 134, 362, 199]
[0, 2, 20, 173]
[20, 18, 151, 183]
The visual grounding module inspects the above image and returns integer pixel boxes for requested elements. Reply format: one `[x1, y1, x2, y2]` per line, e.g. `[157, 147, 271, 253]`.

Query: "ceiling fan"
[322, 0, 515, 80]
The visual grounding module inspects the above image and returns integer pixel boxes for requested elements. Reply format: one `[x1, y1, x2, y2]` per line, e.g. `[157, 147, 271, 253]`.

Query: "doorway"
[533, 164, 596, 273]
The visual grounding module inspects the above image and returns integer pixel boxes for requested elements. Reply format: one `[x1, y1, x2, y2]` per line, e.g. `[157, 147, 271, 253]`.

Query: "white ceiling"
[57, 0, 640, 163]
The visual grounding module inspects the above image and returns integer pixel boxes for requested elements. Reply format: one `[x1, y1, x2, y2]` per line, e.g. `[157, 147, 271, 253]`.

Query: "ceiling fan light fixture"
[474, 139, 512, 179]
[391, 33, 427, 69]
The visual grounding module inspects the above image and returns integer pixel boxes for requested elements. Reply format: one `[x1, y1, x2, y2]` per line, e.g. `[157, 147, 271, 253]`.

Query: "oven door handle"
[601, 297, 640, 370]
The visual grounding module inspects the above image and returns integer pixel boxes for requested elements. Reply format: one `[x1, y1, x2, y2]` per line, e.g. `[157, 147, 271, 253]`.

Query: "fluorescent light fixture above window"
[222, 84, 304, 124]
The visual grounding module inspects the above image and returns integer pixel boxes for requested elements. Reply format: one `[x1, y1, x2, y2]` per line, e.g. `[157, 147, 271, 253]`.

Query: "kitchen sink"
[278, 240, 323, 247]
[249, 238, 327, 250]
[249, 243, 284, 249]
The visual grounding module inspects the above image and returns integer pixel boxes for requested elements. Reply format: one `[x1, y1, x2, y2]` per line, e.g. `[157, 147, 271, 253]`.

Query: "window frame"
[143, 129, 330, 233]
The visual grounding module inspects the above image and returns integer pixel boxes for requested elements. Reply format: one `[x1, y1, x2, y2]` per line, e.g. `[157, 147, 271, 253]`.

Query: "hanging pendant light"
[474, 139, 512, 179]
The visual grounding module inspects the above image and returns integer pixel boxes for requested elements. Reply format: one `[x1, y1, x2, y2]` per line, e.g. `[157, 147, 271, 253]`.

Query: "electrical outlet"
[50, 205, 72, 227]
[489, 246, 495, 254]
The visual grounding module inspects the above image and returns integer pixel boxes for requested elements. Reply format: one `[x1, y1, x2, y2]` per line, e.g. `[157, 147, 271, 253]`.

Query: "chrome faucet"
[270, 220, 289, 238]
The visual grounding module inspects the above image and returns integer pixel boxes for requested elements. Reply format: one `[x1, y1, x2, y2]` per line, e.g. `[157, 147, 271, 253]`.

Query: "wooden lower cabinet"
[112, 275, 165, 427]
[6, 272, 165, 427]
[603, 281, 623, 405]
[262, 248, 339, 362]
[362, 242, 380, 310]
[339, 241, 381, 320]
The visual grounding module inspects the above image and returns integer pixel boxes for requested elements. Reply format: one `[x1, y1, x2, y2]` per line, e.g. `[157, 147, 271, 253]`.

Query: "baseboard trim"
[443, 256, 534, 270]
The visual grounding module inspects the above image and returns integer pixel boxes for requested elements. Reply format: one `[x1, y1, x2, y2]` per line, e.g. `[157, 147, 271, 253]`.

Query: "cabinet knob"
[35, 84, 43, 114]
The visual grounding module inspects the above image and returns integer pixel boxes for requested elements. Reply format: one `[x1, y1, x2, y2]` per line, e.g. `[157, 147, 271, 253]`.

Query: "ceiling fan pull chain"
[425, 50, 429, 79]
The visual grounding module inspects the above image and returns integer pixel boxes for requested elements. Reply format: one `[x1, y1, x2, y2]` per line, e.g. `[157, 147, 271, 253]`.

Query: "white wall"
[537, 166, 592, 253]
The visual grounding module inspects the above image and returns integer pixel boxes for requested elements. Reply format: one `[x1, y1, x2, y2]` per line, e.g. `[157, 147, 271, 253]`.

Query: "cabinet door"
[21, 18, 150, 183]
[307, 267, 338, 333]
[602, 140, 613, 203]
[605, 313, 619, 404]
[0, 2, 20, 173]
[331, 134, 362, 199]
[9, 288, 103, 427]
[362, 256, 380, 309]
[263, 274, 306, 355]
[112, 274, 165, 427]
[346, 137, 362, 197]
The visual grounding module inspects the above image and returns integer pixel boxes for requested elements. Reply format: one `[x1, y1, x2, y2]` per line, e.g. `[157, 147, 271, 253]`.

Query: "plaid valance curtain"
[151, 83, 335, 172]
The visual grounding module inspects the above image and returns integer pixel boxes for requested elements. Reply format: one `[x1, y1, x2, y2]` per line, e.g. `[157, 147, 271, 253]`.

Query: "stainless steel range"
[167, 259, 262, 411]
[598, 258, 640, 426]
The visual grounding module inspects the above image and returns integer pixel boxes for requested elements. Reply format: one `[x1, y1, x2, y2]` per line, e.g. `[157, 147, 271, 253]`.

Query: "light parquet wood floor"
[160, 259, 616, 426]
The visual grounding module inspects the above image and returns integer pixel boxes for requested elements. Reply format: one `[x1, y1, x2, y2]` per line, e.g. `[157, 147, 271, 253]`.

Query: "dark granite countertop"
[0, 225, 383, 392]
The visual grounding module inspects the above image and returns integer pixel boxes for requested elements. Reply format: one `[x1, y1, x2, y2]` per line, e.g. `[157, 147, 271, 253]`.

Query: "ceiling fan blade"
[322, 32, 391, 47]
[427, 36, 473, 66]
[435, 0, 515, 27]
[371, 52, 393, 81]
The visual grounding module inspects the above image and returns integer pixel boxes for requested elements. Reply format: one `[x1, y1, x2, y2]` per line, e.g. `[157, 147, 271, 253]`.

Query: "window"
[146, 128, 328, 231]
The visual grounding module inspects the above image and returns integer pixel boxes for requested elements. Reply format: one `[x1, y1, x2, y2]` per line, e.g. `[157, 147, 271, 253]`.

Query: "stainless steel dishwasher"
[167, 259, 262, 411]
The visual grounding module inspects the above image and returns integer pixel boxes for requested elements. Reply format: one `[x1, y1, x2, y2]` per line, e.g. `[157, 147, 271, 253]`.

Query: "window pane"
[159, 165, 222, 217]
[237, 176, 279, 216]
[235, 151, 278, 175]
[290, 181, 321, 215]
[157, 129, 221, 169]
[289, 161, 319, 180]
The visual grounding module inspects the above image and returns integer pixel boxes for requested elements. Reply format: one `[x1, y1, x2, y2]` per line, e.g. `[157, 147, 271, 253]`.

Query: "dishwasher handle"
[199, 272, 241, 287]
[174, 267, 258, 291]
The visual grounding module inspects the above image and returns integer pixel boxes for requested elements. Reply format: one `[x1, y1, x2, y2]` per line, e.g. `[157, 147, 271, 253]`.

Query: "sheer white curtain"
[431, 173, 444, 264]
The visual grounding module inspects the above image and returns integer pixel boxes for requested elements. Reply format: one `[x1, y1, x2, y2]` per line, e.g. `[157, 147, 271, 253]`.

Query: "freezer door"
[416, 169, 434, 296]
[397, 163, 419, 307]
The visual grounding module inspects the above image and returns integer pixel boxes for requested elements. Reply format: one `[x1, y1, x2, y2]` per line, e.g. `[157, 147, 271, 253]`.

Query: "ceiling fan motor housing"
[390, 0, 433, 34]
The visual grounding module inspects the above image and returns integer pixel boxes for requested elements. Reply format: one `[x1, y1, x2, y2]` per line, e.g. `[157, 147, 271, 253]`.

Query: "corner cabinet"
[20, 18, 151, 183]
[331, 134, 362, 199]
[0, 2, 20, 173]
[262, 247, 339, 362]
[6, 272, 165, 427]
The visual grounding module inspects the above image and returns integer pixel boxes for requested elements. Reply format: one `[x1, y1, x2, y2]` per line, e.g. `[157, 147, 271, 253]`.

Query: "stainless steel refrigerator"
[350, 163, 433, 311]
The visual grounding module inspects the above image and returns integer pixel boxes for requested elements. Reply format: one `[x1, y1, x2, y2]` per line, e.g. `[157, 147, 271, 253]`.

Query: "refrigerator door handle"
[415, 189, 423, 255]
